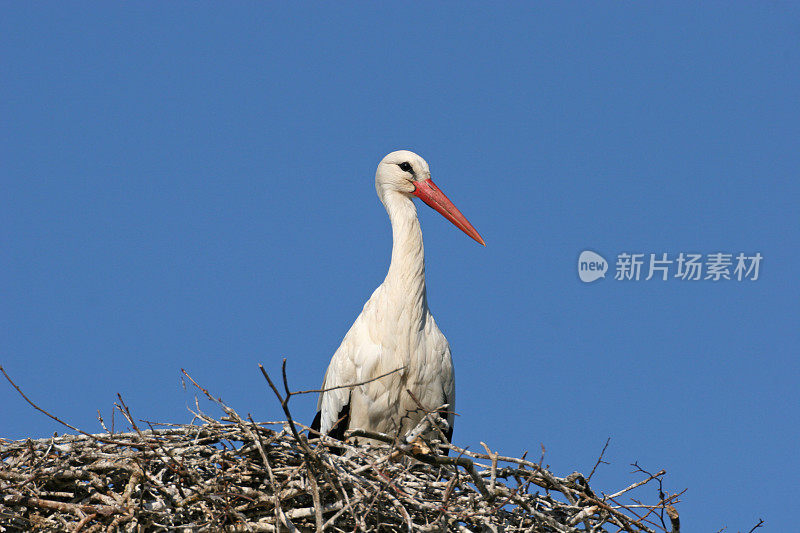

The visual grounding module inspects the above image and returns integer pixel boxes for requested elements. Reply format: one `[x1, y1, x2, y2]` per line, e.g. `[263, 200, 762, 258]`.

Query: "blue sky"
[2, 3, 798, 531]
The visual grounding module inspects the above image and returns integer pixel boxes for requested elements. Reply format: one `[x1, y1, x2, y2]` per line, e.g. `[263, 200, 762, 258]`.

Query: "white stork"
[310, 150, 484, 447]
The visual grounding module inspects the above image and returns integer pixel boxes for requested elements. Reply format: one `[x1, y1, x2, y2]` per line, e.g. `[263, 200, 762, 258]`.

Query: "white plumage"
[311, 150, 484, 445]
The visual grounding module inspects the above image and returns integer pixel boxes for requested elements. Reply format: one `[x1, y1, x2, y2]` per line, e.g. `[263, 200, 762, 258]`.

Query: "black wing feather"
[439, 406, 453, 456]
[328, 402, 351, 441]
[309, 394, 351, 441]
[310, 410, 322, 434]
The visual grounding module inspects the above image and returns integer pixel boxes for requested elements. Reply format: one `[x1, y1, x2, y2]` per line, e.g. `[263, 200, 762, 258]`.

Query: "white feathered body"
[315, 178, 456, 439]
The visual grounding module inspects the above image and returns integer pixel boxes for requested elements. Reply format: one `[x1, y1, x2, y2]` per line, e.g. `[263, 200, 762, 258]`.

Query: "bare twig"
[1, 365, 152, 450]
[606, 468, 667, 500]
[283, 365, 406, 396]
[587, 437, 611, 481]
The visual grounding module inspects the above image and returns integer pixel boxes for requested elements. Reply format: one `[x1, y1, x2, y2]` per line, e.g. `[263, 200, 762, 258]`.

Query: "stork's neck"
[381, 191, 427, 310]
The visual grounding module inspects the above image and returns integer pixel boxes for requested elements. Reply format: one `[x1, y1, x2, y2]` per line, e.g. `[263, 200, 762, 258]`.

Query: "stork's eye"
[398, 162, 413, 173]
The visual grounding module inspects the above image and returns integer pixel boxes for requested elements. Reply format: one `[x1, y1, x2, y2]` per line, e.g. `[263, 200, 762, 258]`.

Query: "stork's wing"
[310, 366, 351, 440]
[433, 333, 456, 445]
[311, 306, 380, 439]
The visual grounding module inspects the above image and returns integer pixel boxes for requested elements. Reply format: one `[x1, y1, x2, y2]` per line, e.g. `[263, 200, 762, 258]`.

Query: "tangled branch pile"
[0, 366, 682, 532]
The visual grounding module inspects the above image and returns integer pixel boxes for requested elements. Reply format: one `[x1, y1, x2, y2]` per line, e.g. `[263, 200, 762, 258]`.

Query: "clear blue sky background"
[2, 3, 798, 531]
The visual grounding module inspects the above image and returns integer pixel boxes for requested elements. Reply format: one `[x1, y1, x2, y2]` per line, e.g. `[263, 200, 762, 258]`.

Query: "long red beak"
[412, 178, 485, 246]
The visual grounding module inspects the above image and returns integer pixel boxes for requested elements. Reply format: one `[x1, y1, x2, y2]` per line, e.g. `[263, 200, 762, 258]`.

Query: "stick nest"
[0, 366, 682, 532]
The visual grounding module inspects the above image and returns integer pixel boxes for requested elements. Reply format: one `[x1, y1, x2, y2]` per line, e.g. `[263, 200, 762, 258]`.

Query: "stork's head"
[376, 150, 485, 246]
